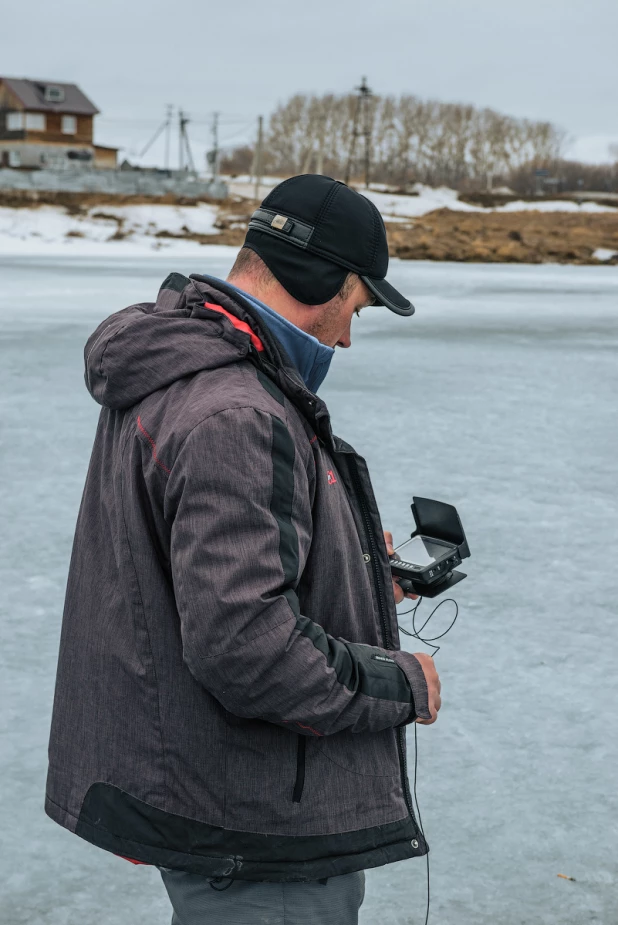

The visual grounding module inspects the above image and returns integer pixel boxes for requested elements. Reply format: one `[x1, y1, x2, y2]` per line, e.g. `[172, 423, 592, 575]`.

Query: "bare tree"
[229, 90, 571, 191]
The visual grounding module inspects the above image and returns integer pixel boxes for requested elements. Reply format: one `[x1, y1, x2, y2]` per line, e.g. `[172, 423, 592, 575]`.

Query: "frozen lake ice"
[1, 253, 617, 925]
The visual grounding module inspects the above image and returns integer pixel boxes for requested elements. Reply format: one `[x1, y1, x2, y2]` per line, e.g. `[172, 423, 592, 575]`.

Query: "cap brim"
[361, 276, 415, 316]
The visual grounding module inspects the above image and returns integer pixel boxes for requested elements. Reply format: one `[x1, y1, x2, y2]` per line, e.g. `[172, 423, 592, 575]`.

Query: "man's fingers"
[412, 652, 441, 724]
[392, 579, 404, 605]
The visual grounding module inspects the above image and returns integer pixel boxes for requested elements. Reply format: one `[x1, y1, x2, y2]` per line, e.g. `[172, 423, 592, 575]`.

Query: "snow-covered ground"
[0, 202, 220, 256]
[227, 177, 618, 221]
[1, 255, 617, 925]
[363, 185, 617, 219]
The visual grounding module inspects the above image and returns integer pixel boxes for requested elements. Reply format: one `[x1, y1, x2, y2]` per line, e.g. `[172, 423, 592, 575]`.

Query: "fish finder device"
[390, 497, 470, 598]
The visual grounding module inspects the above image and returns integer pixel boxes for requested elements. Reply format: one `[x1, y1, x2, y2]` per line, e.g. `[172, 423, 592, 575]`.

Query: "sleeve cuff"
[390, 651, 431, 723]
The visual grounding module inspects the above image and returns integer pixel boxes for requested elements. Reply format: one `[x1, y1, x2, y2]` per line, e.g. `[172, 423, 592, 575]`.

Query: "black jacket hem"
[49, 783, 428, 883]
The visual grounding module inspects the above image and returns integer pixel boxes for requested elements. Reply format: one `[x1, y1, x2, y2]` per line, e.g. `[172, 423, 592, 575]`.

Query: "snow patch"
[0, 203, 220, 256]
[360, 185, 478, 219]
[593, 248, 618, 262]
[496, 199, 616, 214]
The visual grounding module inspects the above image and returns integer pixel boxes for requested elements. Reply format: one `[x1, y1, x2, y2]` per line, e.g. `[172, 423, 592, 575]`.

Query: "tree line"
[221, 92, 617, 194]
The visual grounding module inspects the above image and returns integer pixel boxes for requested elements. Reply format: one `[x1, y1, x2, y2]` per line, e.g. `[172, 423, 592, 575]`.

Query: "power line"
[138, 106, 173, 159]
[219, 120, 259, 146]
[98, 113, 255, 127]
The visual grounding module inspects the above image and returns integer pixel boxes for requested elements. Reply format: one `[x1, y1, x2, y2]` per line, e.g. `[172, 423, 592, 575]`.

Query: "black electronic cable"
[413, 723, 430, 925]
[398, 596, 459, 655]
[209, 877, 235, 892]
[397, 595, 460, 924]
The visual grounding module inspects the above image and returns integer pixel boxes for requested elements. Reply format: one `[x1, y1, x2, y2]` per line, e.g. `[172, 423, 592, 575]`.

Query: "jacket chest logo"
[326, 469, 337, 486]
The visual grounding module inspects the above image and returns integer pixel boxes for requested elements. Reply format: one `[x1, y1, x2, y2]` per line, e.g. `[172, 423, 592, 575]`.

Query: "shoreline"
[0, 194, 617, 265]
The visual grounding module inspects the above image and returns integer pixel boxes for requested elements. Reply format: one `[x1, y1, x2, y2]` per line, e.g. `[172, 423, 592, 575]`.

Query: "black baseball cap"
[243, 174, 414, 316]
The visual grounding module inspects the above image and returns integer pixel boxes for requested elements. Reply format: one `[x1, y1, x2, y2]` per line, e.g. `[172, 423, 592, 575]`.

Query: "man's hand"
[384, 530, 418, 605]
[411, 651, 441, 724]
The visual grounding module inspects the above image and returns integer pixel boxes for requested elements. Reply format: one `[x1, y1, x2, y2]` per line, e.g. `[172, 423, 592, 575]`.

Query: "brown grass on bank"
[386, 209, 618, 265]
[0, 189, 221, 211]
[210, 205, 618, 264]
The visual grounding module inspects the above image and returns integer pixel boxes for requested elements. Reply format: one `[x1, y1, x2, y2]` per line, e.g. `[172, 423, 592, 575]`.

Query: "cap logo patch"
[271, 214, 288, 230]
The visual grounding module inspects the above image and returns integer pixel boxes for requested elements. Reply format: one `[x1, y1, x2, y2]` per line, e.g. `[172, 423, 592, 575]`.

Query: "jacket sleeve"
[167, 407, 430, 735]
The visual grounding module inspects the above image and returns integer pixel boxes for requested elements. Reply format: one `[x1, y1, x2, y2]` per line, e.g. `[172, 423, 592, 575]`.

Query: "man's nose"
[337, 324, 352, 348]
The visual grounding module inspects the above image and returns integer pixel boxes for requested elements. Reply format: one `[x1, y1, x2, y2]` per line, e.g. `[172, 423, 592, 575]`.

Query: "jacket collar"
[188, 275, 334, 447]
[222, 279, 334, 394]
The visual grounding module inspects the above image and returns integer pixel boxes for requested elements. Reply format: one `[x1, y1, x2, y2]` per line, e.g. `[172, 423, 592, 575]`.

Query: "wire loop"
[398, 596, 459, 656]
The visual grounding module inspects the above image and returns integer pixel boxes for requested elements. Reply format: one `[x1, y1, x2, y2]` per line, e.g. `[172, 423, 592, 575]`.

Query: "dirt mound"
[386, 208, 618, 264]
[208, 202, 618, 264]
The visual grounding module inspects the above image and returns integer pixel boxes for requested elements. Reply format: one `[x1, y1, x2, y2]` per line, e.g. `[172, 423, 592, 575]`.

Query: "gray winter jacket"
[45, 273, 430, 882]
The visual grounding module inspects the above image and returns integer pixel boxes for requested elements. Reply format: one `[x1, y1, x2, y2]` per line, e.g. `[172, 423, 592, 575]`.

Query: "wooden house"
[0, 77, 118, 169]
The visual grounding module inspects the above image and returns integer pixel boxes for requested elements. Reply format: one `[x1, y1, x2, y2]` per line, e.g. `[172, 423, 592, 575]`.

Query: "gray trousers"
[160, 868, 365, 925]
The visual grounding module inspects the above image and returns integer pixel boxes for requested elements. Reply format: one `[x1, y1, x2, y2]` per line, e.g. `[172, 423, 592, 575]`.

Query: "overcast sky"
[2, 0, 616, 168]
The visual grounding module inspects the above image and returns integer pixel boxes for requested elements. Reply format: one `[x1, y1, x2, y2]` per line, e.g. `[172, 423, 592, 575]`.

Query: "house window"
[44, 85, 65, 103]
[61, 115, 77, 135]
[25, 113, 46, 131]
[8, 151, 21, 167]
[6, 112, 24, 131]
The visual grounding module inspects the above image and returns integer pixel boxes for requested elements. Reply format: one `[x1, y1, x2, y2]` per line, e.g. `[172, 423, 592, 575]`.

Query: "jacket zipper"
[349, 457, 416, 820]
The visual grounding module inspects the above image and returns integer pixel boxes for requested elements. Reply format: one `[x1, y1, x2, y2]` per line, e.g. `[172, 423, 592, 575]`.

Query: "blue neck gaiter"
[224, 280, 335, 394]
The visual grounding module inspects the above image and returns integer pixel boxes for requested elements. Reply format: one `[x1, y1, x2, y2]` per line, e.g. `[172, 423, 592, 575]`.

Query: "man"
[46, 175, 441, 924]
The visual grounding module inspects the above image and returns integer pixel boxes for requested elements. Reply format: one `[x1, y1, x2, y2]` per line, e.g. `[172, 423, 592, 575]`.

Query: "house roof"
[0, 78, 99, 115]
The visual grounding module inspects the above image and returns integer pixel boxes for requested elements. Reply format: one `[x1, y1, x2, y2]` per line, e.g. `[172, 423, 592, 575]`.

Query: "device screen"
[395, 536, 452, 568]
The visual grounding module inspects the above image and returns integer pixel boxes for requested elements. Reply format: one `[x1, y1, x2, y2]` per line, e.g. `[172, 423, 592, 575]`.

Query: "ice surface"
[1, 255, 617, 924]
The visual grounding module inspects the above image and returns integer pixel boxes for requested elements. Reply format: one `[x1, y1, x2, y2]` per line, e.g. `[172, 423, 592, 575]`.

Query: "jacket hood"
[85, 273, 294, 411]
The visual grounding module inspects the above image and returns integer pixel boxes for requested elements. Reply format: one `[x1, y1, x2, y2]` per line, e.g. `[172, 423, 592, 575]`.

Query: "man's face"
[304, 277, 375, 349]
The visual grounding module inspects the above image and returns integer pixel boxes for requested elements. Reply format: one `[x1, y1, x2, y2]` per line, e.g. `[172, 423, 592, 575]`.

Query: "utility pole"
[344, 77, 372, 187]
[316, 110, 327, 175]
[345, 96, 360, 185]
[178, 110, 196, 175]
[209, 111, 220, 182]
[361, 77, 372, 188]
[164, 104, 173, 171]
[253, 115, 264, 200]
[178, 108, 184, 172]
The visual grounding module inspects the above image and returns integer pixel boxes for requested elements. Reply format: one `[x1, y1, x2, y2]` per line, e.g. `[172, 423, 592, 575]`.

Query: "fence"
[0, 168, 227, 200]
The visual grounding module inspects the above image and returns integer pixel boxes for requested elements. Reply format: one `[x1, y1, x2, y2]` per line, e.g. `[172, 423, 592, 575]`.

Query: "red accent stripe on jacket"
[204, 302, 264, 352]
[137, 416, 171, 474]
